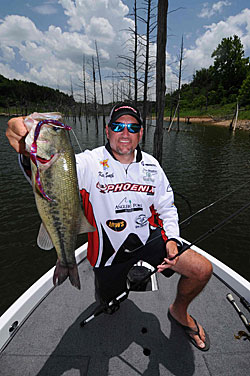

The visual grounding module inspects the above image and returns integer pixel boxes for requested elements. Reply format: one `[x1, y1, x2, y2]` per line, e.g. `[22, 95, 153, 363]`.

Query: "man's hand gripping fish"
[24, 112, 95, 290]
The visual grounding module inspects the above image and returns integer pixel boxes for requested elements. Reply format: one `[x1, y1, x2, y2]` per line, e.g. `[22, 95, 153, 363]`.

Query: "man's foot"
[168, 306, 210, 351]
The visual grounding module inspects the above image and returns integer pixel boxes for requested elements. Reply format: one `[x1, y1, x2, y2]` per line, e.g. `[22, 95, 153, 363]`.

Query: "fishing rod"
[169, 198, 250, 261]
[226, 293, 250, 333]
[240, 297, 250, 313]
[215, 272, 250, 314]
[179, 179, 250, 227]
[80, 199, 250, 328]
[107, 180, 250, 259]
[174, 191, 192, 229]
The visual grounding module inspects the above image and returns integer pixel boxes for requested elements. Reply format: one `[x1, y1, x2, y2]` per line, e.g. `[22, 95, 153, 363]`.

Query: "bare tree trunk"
[95, 40, 106, 132]
[153, 0, 168, 164]
[142, 0, 152, 133]
[134, 0, 138, 104]
[92, 56, 98, 135]
[177, 35, 183, 132]
[112, 72, 115, 104]
[70, 76, 76, 122]
[128, 66, 132, 101]
[82, 55, 88, 132]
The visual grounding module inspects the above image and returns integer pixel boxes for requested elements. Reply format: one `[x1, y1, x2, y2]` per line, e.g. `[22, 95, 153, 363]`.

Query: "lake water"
[0, 115, 250, 316]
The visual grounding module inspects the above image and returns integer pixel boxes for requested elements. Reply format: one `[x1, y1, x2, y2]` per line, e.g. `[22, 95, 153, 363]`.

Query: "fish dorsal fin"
[78, 211, 96, 234]
[37, 223, 54, 250]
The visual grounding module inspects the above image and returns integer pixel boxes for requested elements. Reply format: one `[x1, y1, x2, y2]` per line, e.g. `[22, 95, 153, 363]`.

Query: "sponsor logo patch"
[96, 182, 155, 195]
[115, 197, 143, 213]
[141, 161, 157, 167]
[135, 214, 148, 228]
[106, 219, 127, 232]
[142, 168, 157, 182]
[100, 159, 109, 170]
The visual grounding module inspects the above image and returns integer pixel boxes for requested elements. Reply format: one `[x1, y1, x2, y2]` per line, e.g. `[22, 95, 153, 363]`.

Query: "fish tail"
[53, 260, 81, 290]
[68, 265, 81, 290]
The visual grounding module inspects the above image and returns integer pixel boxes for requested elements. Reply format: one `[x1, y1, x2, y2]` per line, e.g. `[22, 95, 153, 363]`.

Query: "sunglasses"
[109, 122, 141, 133]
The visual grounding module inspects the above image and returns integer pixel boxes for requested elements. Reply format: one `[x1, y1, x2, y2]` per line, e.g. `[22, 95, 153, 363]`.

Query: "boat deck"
[0, 259, 249, 376]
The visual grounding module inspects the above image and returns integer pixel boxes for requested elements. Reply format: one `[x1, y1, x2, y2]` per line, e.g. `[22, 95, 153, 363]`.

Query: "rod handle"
[227, 293, 250, 331]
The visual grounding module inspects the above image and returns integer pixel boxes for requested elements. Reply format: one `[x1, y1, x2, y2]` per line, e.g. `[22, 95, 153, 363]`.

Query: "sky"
[1, 0, 250, 102]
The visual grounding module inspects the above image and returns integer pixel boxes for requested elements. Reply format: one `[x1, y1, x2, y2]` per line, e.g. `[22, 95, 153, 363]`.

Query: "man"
[6, 103, 212, 351]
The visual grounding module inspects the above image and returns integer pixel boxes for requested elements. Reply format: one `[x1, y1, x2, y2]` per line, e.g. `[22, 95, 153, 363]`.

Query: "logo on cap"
[114, 105, 137, 113]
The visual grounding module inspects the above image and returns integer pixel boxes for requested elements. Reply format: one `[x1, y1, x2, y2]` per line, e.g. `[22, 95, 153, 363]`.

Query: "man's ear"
[105, 125, 109, 140]
[139, 126, 143, 141]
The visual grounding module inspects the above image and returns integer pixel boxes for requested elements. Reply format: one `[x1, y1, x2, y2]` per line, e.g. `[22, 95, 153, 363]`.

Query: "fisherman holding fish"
[6, 103, 212, 351]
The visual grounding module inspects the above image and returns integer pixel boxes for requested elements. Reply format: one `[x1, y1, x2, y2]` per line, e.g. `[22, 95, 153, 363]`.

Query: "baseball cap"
[108, 103, 142, 125]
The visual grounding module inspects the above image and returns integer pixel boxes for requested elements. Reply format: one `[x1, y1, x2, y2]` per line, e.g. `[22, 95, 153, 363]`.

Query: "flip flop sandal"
[168, 310, 210, 351]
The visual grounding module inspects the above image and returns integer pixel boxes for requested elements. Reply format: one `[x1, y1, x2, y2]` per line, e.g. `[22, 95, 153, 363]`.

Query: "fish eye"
[52, 126, 61, 132]
[48, 126, 61, 133]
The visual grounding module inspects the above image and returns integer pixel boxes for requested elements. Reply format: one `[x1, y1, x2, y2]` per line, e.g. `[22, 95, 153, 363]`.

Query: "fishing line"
[174, 191, 192, 229]
[179, 179, 250, 227]
[117, 199, 250, 293]
[170, 198, 250, 261]
[115, 181, 250, 257]
[70, 128, 83, 153]
[122, 199, 250, 283]
[80, 199, 250, 327]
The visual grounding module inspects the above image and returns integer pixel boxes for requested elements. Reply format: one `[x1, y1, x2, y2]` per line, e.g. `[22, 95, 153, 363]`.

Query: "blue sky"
[1, 1, 250, 102]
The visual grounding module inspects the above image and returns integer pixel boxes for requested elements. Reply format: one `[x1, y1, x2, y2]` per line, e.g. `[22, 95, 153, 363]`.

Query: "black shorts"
[93, 228, 175, 303]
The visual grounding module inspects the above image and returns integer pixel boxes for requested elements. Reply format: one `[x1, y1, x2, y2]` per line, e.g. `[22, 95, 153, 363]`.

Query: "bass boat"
[0, 240, 249, 376]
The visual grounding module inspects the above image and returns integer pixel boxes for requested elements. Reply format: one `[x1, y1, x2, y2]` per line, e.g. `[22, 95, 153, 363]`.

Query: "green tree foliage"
[169, 35, 250, 111]
[211, 35, 249, 96]
[239, 74, 250, 105]
[0, 74, 76, 112]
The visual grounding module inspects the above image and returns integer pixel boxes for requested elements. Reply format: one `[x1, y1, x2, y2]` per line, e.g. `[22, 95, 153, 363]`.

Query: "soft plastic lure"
[29, 119, 72, 201]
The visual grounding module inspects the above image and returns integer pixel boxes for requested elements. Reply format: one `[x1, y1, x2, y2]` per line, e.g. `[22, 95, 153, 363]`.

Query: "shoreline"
[2, 113, 250, 131]
[162, 116, 250, 131]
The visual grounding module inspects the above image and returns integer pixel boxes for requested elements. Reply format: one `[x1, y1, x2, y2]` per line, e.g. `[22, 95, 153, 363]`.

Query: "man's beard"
[116, 146, 134, 155]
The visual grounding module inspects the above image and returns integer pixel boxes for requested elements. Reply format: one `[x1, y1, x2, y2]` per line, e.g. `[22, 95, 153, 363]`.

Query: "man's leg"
[169, 248, 213, 349]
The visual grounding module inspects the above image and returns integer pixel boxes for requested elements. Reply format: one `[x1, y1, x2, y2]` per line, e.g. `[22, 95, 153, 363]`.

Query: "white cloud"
[0, 1, 136, 101]
[199, 1, 231, 18]
[0, 62, 24, 80]
[58, 0, 130, 32]
[0, 15, 43, 47]
[85, 17, 115, 44]
[183, 8, 250, 81]
[0, 46, 15, 62]
[1, 1, 249, 102]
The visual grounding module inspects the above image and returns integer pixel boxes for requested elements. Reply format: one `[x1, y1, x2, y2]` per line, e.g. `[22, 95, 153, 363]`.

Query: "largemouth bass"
[24, 112, 95, 289]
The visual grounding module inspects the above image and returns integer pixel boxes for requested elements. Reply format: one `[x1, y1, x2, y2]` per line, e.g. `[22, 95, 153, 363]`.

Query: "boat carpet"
[0, 259, 249, 375]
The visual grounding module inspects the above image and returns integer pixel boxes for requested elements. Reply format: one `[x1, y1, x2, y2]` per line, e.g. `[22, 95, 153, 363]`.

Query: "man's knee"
[173, 249, 213, 282]
[197, 256, 213, 282]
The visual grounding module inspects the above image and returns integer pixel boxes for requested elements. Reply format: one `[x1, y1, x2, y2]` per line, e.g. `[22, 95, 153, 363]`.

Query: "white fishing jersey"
[76, 143, 181, 267]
